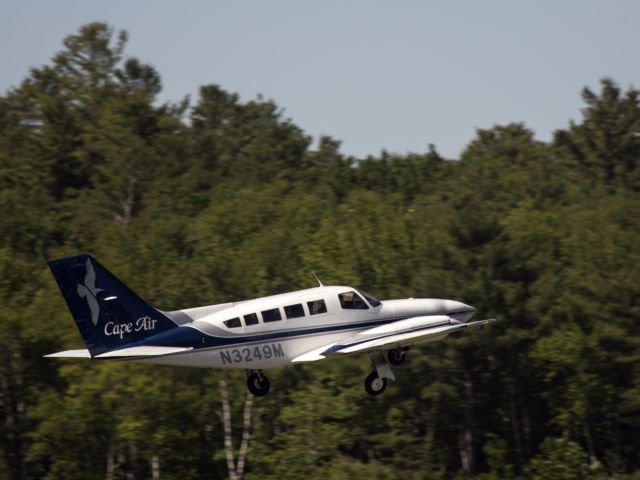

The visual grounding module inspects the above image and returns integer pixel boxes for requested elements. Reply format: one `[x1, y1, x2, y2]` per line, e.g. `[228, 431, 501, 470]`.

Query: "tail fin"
[48, 254, 178, 356]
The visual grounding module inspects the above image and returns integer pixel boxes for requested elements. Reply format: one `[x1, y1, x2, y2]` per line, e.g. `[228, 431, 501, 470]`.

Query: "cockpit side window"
[338, 291, 369, 310]
[357, 289, 382, 307]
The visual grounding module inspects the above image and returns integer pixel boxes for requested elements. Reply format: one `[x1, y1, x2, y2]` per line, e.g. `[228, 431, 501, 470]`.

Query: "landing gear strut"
[247, 370, 270, 396]
[364, 351, 396, 396]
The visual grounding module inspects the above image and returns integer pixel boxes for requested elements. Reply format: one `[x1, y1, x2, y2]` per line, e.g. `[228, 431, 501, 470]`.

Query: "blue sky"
[2, 1, 639, 159]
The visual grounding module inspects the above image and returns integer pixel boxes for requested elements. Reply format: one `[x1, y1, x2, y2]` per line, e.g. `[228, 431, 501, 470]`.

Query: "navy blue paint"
[48, 254, 179, 356]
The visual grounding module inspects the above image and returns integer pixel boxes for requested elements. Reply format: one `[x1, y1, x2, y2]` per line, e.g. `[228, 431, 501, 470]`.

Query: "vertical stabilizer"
[48, 254, 178, 356]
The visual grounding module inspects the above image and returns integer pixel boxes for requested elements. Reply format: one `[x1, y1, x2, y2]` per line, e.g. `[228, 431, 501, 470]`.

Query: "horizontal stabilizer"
[45, 346, 192, 359]
[44, 349, 92, 358]
[95, 346, 193, 358]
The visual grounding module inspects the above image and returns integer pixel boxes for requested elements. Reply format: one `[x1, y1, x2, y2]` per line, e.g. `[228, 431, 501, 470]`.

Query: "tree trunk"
[1, 347, 26, 480]
[583, 415, 600, 470]
[151, 452, 160, 480]
[115, 175, 136, 226]
[459, 370, 475, 480]
[509, 398, 524, 466]
[421, 401, 437, 472]
[219, 379, 254, 480]
[127, 438, 139, 480]
[235, 392, 253, 479]
[106, 443, 115, 480]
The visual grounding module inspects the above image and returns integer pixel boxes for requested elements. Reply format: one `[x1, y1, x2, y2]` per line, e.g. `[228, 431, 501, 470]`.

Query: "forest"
[1, 23, 639, 480]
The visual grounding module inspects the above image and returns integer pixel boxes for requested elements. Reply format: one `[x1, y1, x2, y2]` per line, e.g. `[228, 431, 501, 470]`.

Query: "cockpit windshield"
[357, 289, 382, 307]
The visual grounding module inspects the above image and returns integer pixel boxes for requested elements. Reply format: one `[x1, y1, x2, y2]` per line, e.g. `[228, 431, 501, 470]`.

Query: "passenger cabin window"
[244, 313, 259, 326]
[261, 308, 282, 323]
[307, 299, 327, 315]
[338, 291, 369, 310]
[284, 304, 305, 319]
[223, 317, 241, 328]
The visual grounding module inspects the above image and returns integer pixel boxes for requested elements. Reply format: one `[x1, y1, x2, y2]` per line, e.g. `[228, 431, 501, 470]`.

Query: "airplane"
[46, 254, 496, 396]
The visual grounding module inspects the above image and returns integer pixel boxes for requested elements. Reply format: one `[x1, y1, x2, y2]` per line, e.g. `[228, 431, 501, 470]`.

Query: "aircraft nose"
[446, 300, 476, 321]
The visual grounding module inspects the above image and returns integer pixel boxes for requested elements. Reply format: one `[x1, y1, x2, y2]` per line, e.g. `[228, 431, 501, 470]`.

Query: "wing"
[45, 346, 192, 359]
[292, 316, 495, 363]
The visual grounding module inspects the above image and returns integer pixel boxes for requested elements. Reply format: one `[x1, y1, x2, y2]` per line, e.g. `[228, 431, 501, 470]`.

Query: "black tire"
[388, 348, 406, 366]
[247, 372, 270, 396]
[364, 371, 387, 396]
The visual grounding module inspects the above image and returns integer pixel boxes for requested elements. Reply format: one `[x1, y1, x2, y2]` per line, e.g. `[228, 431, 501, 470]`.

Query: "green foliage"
[1, 23, 639, 480]
[526, 437, 589, 480]
[555, 78, 640, 192]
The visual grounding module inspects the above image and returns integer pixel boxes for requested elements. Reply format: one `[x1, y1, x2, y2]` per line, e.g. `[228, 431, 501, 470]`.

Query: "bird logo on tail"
[76, 258, 103, 325]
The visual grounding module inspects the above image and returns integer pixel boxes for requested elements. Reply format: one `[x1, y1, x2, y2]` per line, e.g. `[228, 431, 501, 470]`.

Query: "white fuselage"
[137, 286, 475, 370]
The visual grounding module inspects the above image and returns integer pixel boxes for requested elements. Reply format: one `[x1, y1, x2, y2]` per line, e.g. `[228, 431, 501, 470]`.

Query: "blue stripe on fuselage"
[105, 309, 475, 354]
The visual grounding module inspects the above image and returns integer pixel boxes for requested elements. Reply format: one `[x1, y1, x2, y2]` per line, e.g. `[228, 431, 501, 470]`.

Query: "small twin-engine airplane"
[46, 254, 495, 396]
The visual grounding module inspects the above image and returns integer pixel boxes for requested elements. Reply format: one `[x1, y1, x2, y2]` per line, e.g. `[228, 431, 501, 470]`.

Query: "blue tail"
[48, 254, 178, 356]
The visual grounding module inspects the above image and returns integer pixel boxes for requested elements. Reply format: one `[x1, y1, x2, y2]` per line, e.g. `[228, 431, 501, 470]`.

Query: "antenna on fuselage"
[312, 272, 324, 287]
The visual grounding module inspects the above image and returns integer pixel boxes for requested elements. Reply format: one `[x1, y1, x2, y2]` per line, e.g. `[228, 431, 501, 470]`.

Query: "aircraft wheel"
[388, 348, 406, 366]
[247, 371, 270, 396]
[364, 371, 387, 396]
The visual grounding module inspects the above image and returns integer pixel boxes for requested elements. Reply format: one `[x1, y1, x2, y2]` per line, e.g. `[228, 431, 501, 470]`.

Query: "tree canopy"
[1, 23, 639, 480]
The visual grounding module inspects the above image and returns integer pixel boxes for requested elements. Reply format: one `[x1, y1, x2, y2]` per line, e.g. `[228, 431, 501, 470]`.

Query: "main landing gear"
[364, 348, 409, 396]
[247, 369, 270, 396]
[364, 371, 387, 395]
[387, 347, 407, 366]
[246, 349, 409, 397]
